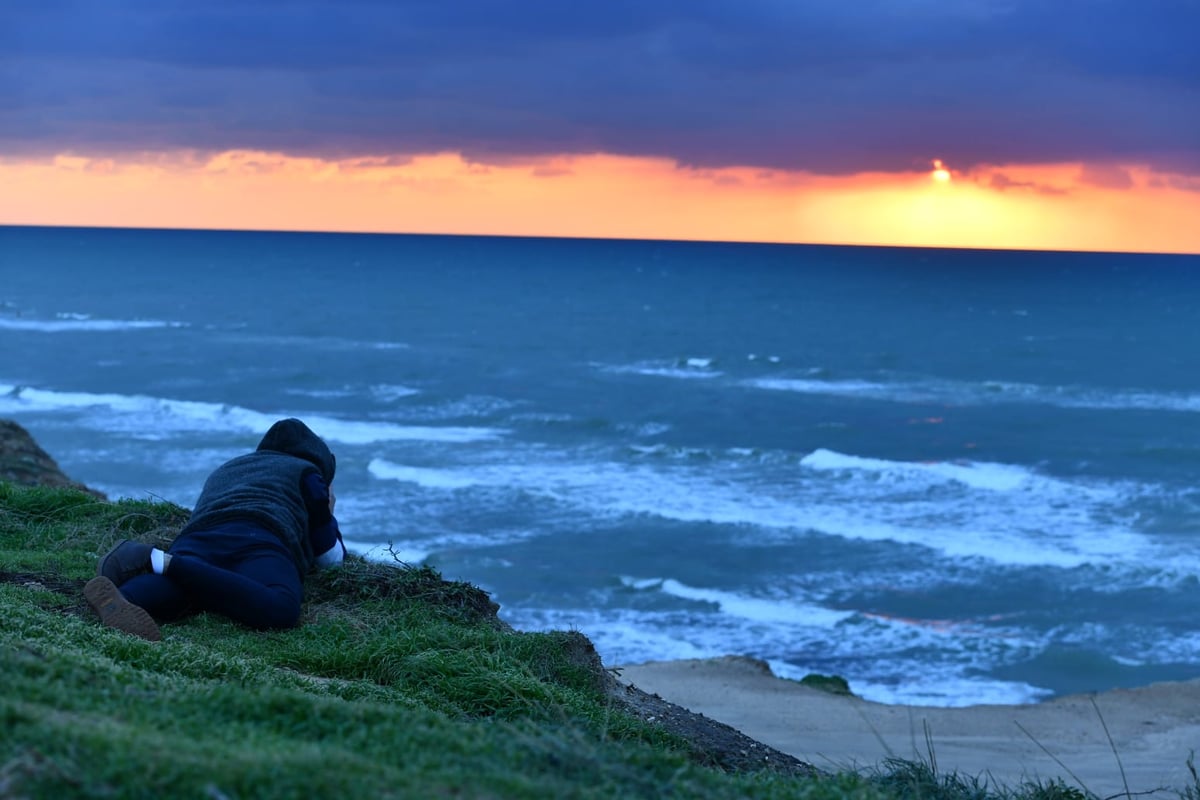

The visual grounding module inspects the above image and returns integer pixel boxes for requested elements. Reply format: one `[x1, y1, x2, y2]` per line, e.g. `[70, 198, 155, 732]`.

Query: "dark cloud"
[2, 0, 1197, 175]
[1079, 164, 1135, 190]
[1151, 175, 1200, 194]
[988, 173, 1069, 196]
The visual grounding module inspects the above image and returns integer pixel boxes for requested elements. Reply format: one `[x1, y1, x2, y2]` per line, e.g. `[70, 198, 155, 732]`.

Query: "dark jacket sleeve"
[301, 471, 345, 566]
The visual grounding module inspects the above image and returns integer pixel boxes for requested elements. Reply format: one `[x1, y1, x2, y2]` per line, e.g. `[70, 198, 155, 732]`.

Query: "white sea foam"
[1058, 389, 1200, 413]
[975, 380, 1200, 413]
[1146, 631, 1200, 664]
[351, 522, 539, 567]
[0, 314, 187, 332]
[0, 387, 261, 439]
[748, 377, 894, 397]
[218, 331, 409, 351]
[801, 448, 1031, 491]
[785, 448, 1159, 567]
[0, 386, 506, 444]
[746, 373, 1200, 414]
[368, 459, 482, 489]
[633, 577, 853, 627]
[367, 444, 1169, 571]
[618, 576, 1032, 657]
[509, 411, 576, 424]
[498, 596, 1049, 707]
[624, 367, 722, 380]
[284, 387, 359, 399]
[304, 415, 504, 444]
[853, 676, 1053, 707]
[634, 422, 672, 437]
[598, 360, 723, 380]
[776, 500, 1133, 568]
[370, 384, 421, 402]
[404, 395, 522, 421]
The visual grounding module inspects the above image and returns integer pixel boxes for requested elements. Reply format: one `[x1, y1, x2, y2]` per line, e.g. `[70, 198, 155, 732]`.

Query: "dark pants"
[120, 522, 303, 630]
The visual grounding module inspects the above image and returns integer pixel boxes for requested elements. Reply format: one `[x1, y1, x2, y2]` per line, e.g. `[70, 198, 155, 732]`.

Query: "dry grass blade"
[1088, 696, 1131, 800]
[1014, 719, 1095, 799]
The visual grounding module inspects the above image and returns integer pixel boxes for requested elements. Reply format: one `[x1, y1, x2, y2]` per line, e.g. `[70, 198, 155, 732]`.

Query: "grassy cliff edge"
[2, 482, 1121, 799]
[1, 482, 835, 798]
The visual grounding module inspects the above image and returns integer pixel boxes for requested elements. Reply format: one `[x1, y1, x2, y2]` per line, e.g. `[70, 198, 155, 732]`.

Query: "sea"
[2, 225, 1199, 707]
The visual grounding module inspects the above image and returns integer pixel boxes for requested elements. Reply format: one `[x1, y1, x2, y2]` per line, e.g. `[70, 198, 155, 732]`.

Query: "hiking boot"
[84, 576, 162, 642]
[96, 539, 153, 586]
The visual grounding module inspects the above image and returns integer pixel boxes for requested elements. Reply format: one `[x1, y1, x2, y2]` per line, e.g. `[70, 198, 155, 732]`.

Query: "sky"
[2, 1, 1198, 253]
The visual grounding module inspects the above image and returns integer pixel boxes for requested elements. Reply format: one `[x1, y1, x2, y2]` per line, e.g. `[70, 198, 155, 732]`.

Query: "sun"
[931, 159, 952, 183]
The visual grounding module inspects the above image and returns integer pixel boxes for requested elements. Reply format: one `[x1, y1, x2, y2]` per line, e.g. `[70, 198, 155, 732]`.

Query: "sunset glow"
[2, 151, 1198, 254]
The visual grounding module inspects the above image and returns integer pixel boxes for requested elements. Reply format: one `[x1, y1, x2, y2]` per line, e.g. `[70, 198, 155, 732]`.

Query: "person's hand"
[328, 485, 336, 514]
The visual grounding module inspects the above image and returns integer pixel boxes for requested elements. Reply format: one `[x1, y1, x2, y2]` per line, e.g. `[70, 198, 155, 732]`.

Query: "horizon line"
[4, 222, 1197, 259]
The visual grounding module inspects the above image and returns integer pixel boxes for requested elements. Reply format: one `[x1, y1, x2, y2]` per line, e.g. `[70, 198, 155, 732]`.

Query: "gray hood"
[256, 418, 336, 483]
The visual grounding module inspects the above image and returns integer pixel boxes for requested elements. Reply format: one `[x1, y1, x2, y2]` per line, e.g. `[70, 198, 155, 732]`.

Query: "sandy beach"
[617, 657, 1200, 796]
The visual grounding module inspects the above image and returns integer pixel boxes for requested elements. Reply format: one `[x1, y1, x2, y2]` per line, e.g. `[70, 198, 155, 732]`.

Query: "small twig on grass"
[385, 541, 416, 568]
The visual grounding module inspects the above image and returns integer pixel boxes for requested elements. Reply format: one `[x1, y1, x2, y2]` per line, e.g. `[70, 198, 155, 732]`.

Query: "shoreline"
[616, 655, 1200, 795]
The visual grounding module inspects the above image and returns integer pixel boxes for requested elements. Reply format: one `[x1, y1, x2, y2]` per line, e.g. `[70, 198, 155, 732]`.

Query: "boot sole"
[84, 576, 162, 642]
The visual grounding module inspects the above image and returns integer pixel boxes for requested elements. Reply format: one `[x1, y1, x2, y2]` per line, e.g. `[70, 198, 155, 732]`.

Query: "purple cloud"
[2, 0, 1197, 175]
[1079, 164, 1135, 190]
[988, 173, 1069, 196]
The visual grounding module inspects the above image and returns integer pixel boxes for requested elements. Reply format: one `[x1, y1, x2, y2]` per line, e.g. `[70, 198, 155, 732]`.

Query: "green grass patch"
[0, 481, 1157, 799]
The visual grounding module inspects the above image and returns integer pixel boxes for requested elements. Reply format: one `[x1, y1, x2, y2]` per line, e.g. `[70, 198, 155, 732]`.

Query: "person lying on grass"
[85, 418, 346, 641]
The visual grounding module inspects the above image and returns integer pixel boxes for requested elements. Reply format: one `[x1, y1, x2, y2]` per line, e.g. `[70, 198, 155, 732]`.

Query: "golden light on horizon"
[1, 150, 1199, 254]
[931, 159, 952, 183]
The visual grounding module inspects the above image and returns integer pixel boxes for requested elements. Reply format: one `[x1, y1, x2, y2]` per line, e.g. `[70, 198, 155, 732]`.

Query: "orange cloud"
[0, 150, 1197, 254]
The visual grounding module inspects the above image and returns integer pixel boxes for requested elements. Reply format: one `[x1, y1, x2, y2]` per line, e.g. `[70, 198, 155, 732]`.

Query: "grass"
[0, 481, 1184, 798]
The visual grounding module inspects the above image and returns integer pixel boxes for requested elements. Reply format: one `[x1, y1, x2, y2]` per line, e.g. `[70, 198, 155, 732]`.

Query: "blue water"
[3, 225, 1200, 706]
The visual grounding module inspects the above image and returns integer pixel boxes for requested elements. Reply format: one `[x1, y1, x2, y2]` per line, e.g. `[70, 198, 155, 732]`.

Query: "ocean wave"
[853, 675, 1053, 707]
[212, 331, 410, 351]
[801, 448, 1033, 491]
[370, 384, 421, 402]
[360, 458, 1200, 586]
[627, 443, 717, 459]
[284, 388, 359, 399]
[368, 459, 482, 489]
[597, 359, 724, 380]
[0, 385, 506, 444]
[365, 445, 1172, 571]
[497, 596, 1050, 706]
[631, 422, 672, 437]
[746, 374, 1200, 414]
[974, 380, 1200, 414]
[594, 362, 1200, 417]
[625, 577, 853, 627]
[505, 607, 713, 665]
[401, 395, 522, 422]
[0, 314, 187, 332]
[349, 510, 543, 566]
[747, 377, 894, 397]
[307, 416, 505, 444]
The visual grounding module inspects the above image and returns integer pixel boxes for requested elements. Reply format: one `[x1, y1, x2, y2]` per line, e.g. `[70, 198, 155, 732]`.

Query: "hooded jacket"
[180, 419, 337, 576]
